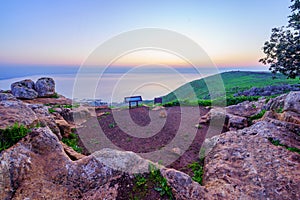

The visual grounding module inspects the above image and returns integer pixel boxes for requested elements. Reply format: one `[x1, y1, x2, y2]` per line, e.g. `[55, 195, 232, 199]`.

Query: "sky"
[0, 0, 291, 69]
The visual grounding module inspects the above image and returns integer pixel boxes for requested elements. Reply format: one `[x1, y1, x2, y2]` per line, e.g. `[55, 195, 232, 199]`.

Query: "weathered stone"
[55, 119, 72, 137]
[35, 77, 55, 97]
[60, 106, 92, 124]
[161, 168, 212, 200]
[234, 84, 300, 97]
[263, 93, 287, 111]
[0, 92, 16, 101]
[0, 127, 123, 199]
[227, 113, 248, 130]
[22, 95, 72, 105]
[226, 99, 265, 118]
[284, 91, 300, 114]
[28, 104, 62, 140]
[11, 79, 38, 99]
[61, 142, 85, 160]
[204, 120, 300, 199]
[0, 99, 38, 129]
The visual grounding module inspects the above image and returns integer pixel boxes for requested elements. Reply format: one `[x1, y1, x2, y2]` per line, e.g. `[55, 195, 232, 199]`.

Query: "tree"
[259, 0, 300, 79]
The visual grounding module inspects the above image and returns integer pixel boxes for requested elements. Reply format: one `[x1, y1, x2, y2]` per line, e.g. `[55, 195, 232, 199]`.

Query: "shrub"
[0, 123, 29, 152]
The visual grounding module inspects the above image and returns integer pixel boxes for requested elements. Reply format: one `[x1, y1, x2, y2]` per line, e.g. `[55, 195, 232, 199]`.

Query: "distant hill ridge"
[163, 71, 299, 102]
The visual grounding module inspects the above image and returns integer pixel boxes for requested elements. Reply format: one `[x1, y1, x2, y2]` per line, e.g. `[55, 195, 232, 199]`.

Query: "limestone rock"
[55, 119, 72, 137]
[263, 93, 287, 111]
[161, 168, 212, 200]
[0, 127, 121, 199]
[0, 98, 38, 129]
[60, 106, 92, 124]
[227, 113, 248, 130]
[61, 142, 85, 160]
[28, 104, 62, 139]
[204, 120, 300, 199]
[11, 79, 38, 99]
[226, 98, 265, 118]
[284, 91, 300, 114]
[22, 95, 72, 105]
[35, 77, 55, 97]
[0, 92, 16, 101]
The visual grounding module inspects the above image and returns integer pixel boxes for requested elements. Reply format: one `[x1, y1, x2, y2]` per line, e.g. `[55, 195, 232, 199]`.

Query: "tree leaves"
[260, 0, 300, 79]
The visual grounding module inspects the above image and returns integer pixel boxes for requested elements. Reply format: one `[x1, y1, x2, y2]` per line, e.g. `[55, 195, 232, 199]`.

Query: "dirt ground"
[76, 105, 215, 199]
[78, 106, 211, 174]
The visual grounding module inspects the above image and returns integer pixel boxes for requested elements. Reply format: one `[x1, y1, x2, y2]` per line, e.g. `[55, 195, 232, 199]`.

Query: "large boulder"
[11, 79, 38, 99]
[35, 77, 55, 97]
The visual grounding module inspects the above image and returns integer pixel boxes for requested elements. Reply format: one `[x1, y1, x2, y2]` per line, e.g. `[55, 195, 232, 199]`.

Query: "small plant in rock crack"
[135, 174, 147, 187]
[108, 123, 116, 128]
[0, 123, 29, 152]
[268, 137, 300, 154]
[187, 159, 204, 185]
[62, 133, 83, 153]
[48, 108, 56, 113]
[149, 164, 173, 199]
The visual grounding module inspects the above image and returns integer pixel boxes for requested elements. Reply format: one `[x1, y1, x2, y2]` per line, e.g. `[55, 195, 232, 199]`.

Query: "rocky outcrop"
[0, 91, 63, 139]
[161, 168, 212, 200]
[11, 79, 38, 99]
[28, 104, 62, 139]
[199, 98, 266, 130]
[234, 84, 300, 97]
[0, 127, 155, 199]
[201, 91, 300, 199]
[203, 120, 300, 199]
[0, 94, 38, 129]
[35, 77, 55, 97]
[60, 107, 92, 124]
[1, 81, 300, 200]
[0, 127, 118, 199]
[10, 77, 56, 100]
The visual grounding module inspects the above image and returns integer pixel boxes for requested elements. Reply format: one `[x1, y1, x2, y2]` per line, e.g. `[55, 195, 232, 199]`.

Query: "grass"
[275, 106, 284, 113]
[249, 109, 266, 121]
[51, 92, 60, 98]
[187, 160, 204, 185]
[163, 95, 261, 107]
[163, 71, 299, 103]
[0, 123, 29, 152]
[108, 123, 116, 128]
[131, 164, 173, 200]
[268, 138, 300, 154]
[62, 133, 83, 153]
[48, 108, 56, 113]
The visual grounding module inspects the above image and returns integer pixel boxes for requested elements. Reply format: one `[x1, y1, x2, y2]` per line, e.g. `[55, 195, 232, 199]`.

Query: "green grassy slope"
[163, 71, 299, 102]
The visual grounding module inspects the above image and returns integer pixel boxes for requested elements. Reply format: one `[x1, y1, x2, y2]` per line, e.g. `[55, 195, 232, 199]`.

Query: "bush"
[0, 123, 29, 152]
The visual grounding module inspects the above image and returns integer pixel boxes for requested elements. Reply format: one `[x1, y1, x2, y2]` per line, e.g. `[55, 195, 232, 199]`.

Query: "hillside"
[163, 71, 299, 102]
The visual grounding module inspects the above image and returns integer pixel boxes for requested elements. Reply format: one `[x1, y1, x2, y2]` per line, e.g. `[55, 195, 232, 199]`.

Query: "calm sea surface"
[0, 73, 203, 103]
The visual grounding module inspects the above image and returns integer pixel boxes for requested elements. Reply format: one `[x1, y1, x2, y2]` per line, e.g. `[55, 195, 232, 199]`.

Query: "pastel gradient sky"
[0, 0, 291, 69]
